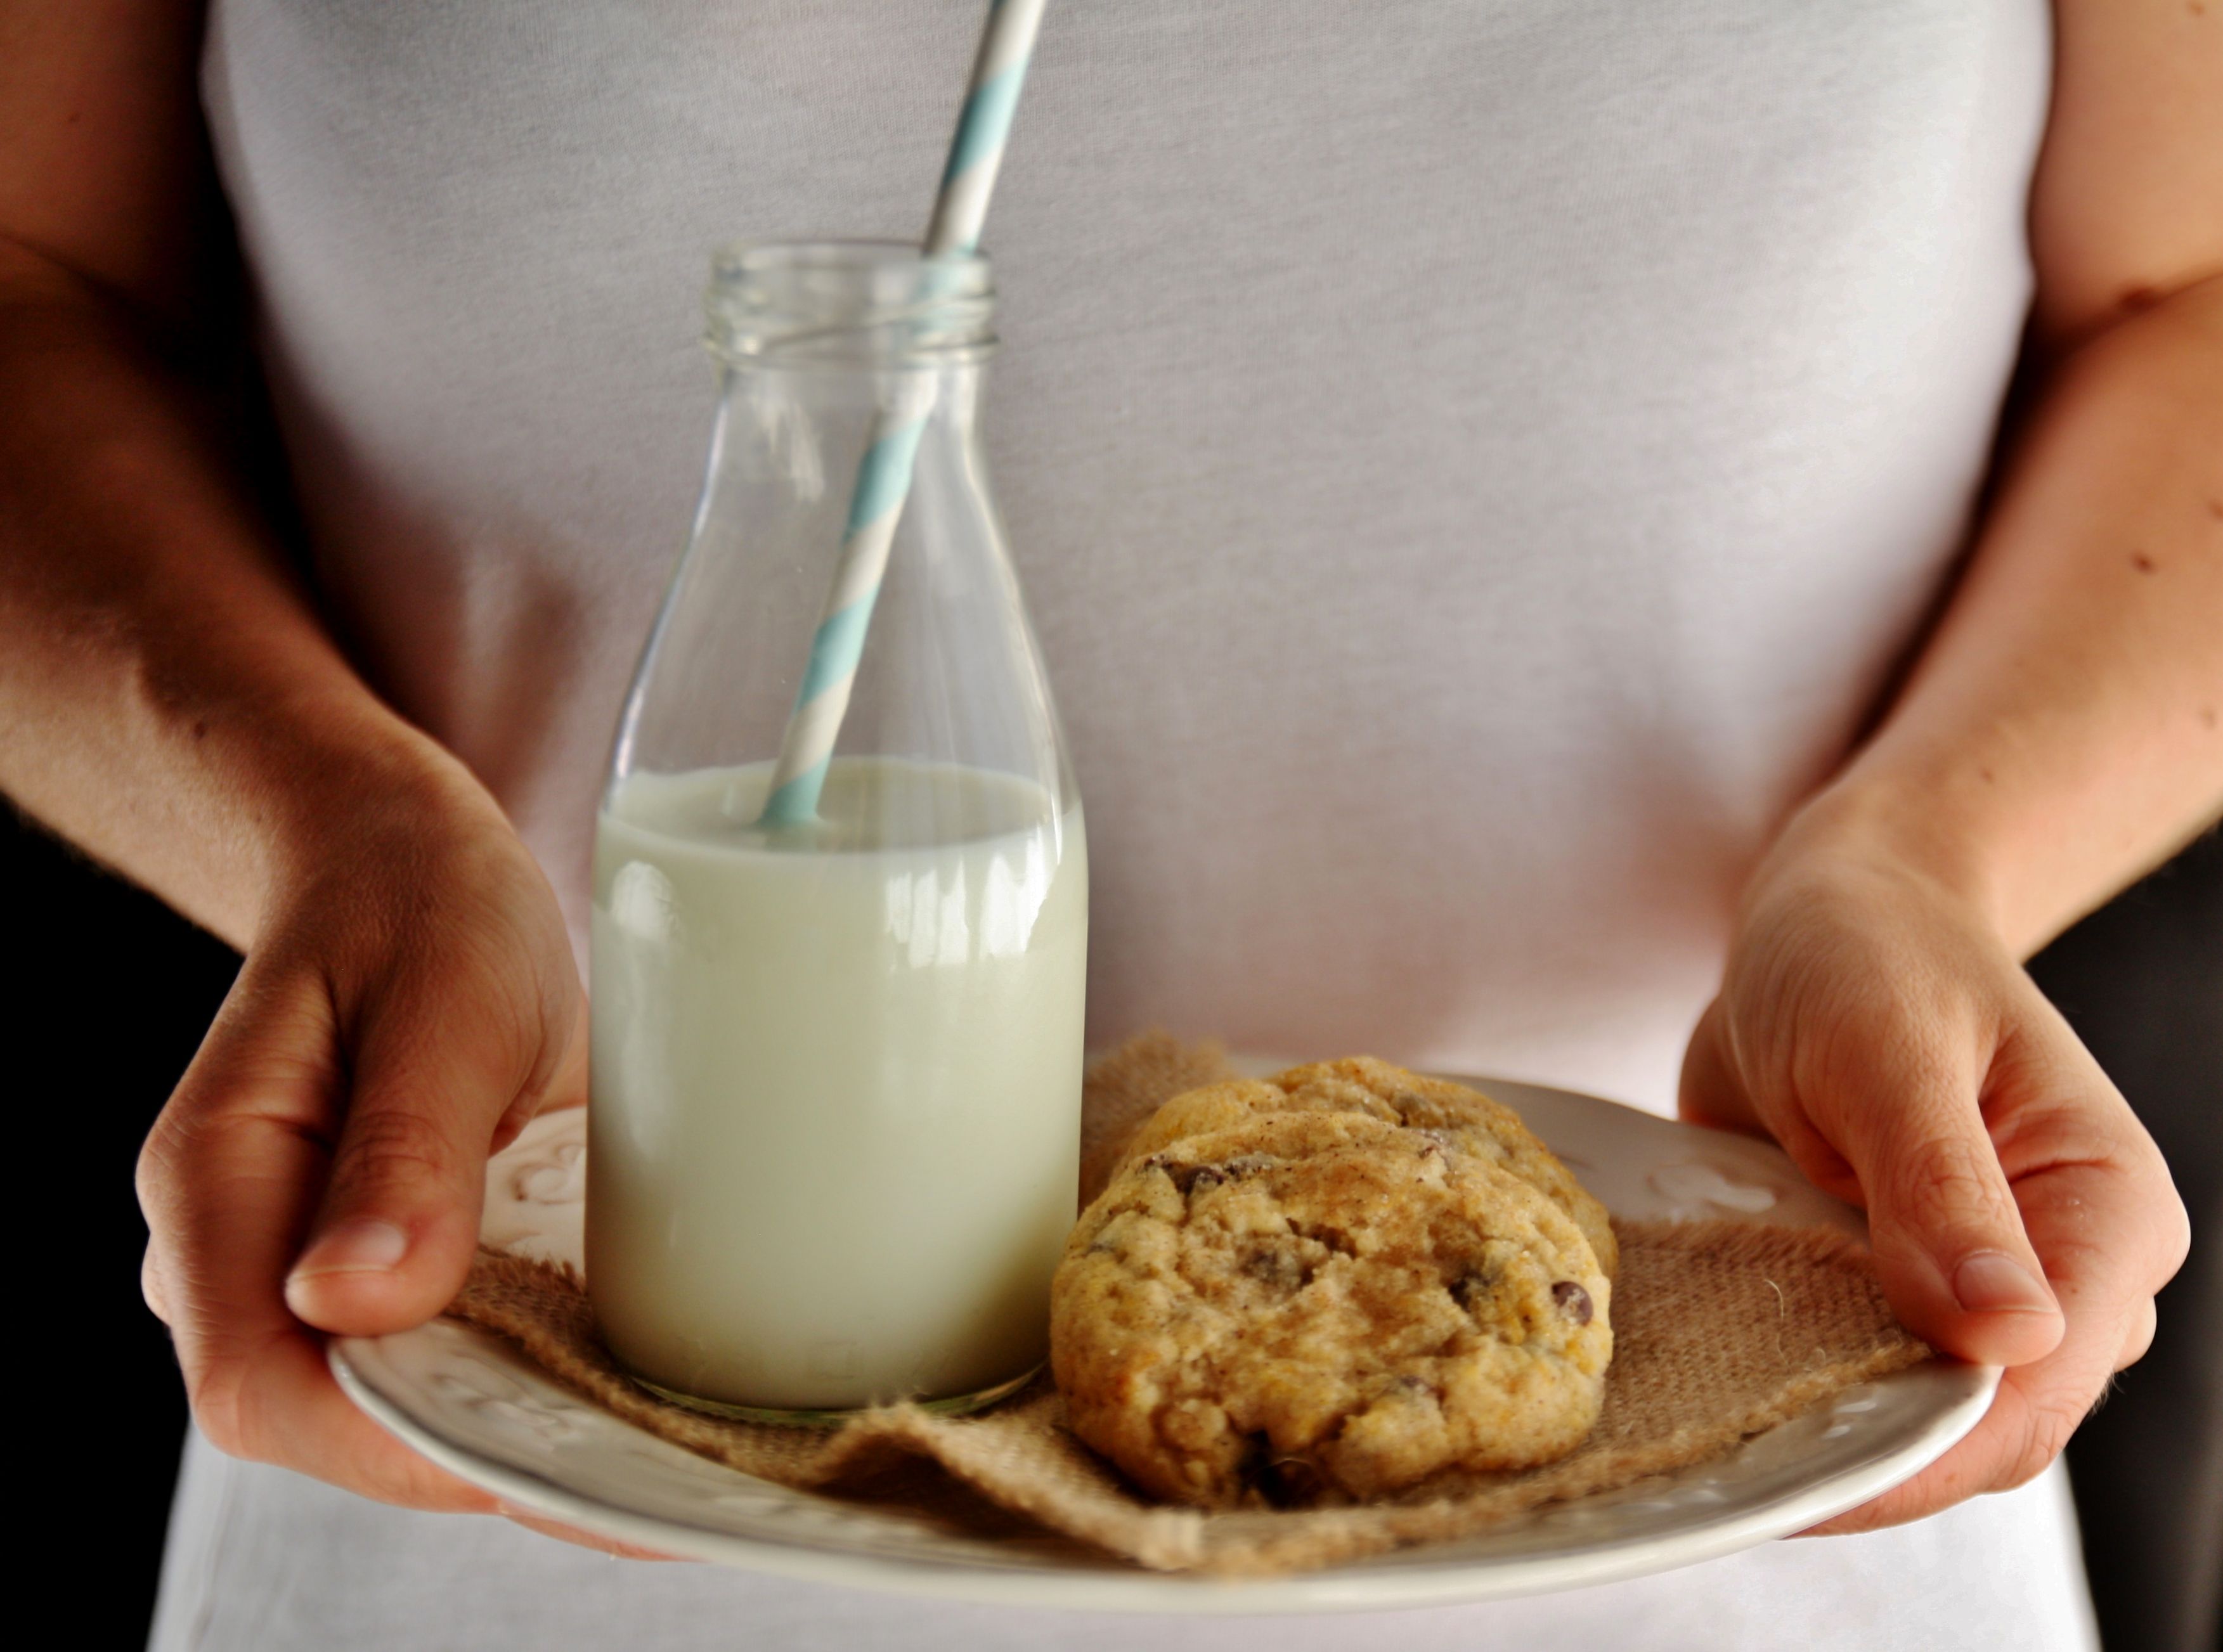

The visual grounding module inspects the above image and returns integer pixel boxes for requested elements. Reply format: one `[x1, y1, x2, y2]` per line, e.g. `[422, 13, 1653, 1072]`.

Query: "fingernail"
[292, 1218, 410, 1281]
[1952, 1251, 2056, 1315]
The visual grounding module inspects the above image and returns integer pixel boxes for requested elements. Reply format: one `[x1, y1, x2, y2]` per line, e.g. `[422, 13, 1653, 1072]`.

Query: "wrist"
[1746, 769, 2012, 945]
[228, 687, 512, 943]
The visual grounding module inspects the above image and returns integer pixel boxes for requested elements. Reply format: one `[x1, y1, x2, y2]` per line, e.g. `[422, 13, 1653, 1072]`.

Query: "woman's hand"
[134, 744, 585, 1514]
[1679, 813, 2190, 1533]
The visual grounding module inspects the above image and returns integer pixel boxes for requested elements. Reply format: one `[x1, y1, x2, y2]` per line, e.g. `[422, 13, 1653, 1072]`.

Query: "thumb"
[1848, 1061, 2066, 1369]
[285, 956, 576, 1336]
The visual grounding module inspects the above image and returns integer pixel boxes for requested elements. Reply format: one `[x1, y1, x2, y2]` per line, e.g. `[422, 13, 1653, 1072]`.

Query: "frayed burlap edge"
[446, 1037, 1933, 1577]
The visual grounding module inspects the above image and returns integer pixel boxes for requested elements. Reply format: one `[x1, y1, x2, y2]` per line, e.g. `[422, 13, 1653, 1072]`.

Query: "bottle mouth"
[704, 240, 997, 367]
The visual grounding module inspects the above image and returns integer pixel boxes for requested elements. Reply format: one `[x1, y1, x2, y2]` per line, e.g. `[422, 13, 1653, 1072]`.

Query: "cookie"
[1117, 1056, 1619, 1279]
[1053, 1111, 1612, 1507]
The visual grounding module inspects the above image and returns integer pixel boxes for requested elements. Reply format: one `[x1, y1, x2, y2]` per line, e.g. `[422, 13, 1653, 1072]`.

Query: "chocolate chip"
[1145, 1151, 1280, 1197]
[1391, 1373, 1434, 1398]
[1452, 1268, 1498, 1308]
[1254, 1454, 1325, 1507]
[1243, 1246, 1311, 1289]
[1552, 1281, 1594, 1325]
[1144, 1156, 1215, 1196]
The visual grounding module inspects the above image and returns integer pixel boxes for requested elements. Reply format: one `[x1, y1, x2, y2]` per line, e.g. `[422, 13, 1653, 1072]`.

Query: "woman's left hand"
[1678, 818, 2189, 1533]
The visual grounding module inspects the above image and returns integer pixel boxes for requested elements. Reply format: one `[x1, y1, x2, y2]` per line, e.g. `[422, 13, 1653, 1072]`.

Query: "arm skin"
[1680, 0, 2221, 1531]
[0, 3, 583, 1516]
[0, 0, 2214, 1531]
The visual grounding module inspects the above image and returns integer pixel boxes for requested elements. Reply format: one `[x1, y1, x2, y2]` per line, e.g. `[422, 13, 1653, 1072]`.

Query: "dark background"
[13, 807, 2218, 1652]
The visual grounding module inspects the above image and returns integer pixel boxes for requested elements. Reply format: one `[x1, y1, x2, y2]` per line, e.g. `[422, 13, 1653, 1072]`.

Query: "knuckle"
[134, 1103, 195, 1213]
[183, 1358, 255, 1460]
[2150, 1180, 2193, 1279]
[334, 1104, 465, 1193]
[1891, 1130, 2009, 1234]
[1997, 1394, 2082, 1492]
[134, 1108, 230, 1242]
[2115, 1302, 2159, 1372]
[140, 1246, 171, 1323]
[133, 1132, 173, 1218]
[179, 1321, 306, 1469]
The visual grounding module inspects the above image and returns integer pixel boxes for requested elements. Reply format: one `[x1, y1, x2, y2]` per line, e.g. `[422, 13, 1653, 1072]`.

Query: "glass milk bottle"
[588, 242, 1086, 1420]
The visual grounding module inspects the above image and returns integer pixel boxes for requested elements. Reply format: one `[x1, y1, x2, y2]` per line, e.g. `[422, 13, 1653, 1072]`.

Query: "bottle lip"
[704, 239, 997, 368]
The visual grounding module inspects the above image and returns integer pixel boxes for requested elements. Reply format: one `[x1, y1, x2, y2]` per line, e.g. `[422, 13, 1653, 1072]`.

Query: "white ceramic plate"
[332, 1074, 1996, 1614]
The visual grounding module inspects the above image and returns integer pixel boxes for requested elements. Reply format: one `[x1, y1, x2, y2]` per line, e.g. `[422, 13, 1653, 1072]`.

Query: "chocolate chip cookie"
[1117, 1056, 1619, 1279]
[1053, 1111, 1612, 1507]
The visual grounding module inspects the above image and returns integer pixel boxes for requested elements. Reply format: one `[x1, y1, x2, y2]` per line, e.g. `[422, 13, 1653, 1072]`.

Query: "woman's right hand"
[1, 0, 602, 1529]
[134, 745, 585, 1511]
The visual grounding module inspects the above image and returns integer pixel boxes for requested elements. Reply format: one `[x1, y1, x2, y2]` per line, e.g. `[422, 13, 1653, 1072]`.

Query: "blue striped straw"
[757, 0, 1047, 826]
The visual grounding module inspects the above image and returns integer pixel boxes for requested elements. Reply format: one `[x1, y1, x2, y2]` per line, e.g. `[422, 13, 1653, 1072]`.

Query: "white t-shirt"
[157, 3, 2096, 1648]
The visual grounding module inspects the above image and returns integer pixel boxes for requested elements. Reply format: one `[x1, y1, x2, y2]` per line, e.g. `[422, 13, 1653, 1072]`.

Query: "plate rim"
[332, 1330, 1997, 1615]
[331, 1071, 2004, 1613]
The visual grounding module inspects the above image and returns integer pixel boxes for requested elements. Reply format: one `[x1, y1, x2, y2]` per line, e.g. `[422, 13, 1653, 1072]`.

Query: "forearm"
[0, 244, 464, 950]
[1786, 274, 2223, 957]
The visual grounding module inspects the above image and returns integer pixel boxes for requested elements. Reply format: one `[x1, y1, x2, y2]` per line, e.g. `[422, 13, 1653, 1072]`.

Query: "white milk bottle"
[588, 244, 1087, 1418]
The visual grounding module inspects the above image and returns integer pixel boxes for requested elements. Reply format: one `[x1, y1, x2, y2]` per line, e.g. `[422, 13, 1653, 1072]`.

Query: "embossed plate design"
[332, 1073, 1997, 1613]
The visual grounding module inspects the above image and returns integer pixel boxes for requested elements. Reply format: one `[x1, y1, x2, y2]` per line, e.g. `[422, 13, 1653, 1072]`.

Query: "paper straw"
[757, 0, 1047, 826]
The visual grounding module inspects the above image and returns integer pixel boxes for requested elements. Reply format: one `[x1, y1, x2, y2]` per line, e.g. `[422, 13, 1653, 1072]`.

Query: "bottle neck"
[704, 240, 997, 375]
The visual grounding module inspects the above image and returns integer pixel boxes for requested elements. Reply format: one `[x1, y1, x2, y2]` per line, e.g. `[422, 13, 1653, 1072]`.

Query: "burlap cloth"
[450, 1035, 1929, 1576]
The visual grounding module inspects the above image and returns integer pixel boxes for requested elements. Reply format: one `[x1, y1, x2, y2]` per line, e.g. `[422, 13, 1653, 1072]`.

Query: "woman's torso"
[172, 6, 2089, 1649]
[203, 0, 2048, 1111]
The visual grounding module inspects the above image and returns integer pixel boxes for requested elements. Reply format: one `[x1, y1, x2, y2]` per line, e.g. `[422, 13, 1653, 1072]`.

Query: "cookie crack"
[1286, 1220, 1360, 1260]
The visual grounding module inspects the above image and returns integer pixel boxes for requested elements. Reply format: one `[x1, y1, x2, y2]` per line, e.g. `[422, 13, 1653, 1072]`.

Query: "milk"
[586, 758, 1087, 1413]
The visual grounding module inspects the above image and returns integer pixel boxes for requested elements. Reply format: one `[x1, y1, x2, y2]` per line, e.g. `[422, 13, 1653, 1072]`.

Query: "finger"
[1806, 1026, 2185, 1534]
[1676, 1000, 1766, 1135]
[142, 1241, 169, 1324]
[2115, 1297, 2156, 1371]
[498, 1506, 687, 1561]
[1682, 1000, 1865, 1202]
[492, 1012, 588, 1155]
[137, 960, 495, 1513]
[1805, 1268, 2115, 1538]
[1827, 1042, 2065, 1369]
[1799, 1367, 2052, 1535]
[286, 948, 577, 1337]
[226, 1312, 501, 1513]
